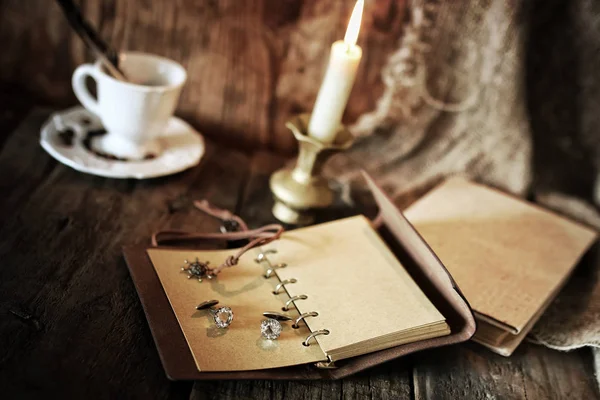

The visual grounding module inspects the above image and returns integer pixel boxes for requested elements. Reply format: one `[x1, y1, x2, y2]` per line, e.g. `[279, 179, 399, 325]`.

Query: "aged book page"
[405, 177, 598, 336]
[268, 215, 449, 361]
[147, 248, 327, 372]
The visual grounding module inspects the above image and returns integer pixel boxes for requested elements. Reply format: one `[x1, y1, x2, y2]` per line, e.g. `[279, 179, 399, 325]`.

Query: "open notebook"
[146, 215, 449, 371]
[405, 177, 598, 356]
[123, 173, 475, 379]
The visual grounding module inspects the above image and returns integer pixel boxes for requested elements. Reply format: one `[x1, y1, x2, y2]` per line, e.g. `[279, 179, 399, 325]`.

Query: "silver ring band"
[272, 278, 297, 294]
[254, 249, 277, 263]
[292, 311, 318, 329]
[195, 300, 234, 328]
[303, 329, 330, 346]
[264, 263, 287, 278]
[283, 295, 308, 311]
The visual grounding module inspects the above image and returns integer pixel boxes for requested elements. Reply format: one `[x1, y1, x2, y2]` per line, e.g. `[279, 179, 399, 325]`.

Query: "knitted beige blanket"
[328, 0, 600, 377]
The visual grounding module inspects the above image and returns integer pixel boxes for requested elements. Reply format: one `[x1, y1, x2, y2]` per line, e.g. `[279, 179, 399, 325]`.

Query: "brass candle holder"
[269, 114, 355, 225]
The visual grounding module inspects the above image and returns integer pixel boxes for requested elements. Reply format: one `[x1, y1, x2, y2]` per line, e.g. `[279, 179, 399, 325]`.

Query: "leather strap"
[152, 198, 381, 275]
[151, 200, 283, 275]
[193, 199, 249, 232]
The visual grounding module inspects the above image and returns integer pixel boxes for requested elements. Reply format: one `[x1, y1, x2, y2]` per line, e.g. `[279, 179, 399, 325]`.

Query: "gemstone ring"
[196, 300, 234, 329]
[260, 311, 293, 340]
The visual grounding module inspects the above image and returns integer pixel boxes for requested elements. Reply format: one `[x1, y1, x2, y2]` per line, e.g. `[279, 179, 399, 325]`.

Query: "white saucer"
[40, 107, 205, 179]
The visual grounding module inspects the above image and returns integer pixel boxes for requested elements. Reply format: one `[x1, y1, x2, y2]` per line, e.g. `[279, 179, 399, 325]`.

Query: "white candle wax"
[307, 42, 362, 143]
[308, 0, 364, 144]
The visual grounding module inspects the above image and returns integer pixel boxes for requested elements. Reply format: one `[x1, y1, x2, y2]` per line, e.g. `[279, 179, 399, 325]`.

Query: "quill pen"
[55, 0, 127, 81]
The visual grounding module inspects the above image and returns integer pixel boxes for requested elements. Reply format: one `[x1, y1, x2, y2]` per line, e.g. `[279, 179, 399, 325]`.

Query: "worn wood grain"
[414, 343, 599, 400]
[0, 85, 35, 150]
[0, 109, 54, 224]
[191, 359, 414, 400]
[0, 108, 248, 398]
[0, 0, 405, 153]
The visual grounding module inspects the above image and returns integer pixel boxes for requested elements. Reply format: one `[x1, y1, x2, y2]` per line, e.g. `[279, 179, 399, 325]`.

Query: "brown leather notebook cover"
[122, 174, 476, 380]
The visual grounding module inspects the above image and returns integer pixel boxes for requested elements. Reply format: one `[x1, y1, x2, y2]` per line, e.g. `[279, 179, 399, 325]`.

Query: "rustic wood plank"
[413, 343, 599, 400]
[518, 345, 598, 399]
[0, 108, 249, 398]
[0, 84, 35, 150]
[191, 359, 414, 400]
[0, 108, 61, 225]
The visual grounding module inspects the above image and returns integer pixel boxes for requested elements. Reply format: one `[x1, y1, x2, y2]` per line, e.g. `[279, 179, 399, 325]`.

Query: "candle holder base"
[269, 114, 354, 225]
[270, 169, 334, 225]
[272, 195, 319, 226]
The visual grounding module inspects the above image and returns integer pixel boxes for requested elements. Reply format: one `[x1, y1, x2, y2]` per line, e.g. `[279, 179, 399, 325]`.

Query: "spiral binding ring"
[303, 329, 330, 346]
[273, 279, 297, 294]
[264, 263, 287, 279]
[292, 311, 318, 329]
[255, 249, 277, 263]
[258, 258, 329, 348]
[283, 295, 308, 311]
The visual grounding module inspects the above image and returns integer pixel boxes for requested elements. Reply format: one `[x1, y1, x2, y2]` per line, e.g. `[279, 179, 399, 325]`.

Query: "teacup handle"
[72, 64, 101, 116]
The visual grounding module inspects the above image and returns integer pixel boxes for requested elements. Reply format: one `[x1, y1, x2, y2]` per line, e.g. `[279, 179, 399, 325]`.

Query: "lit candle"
[308, 0, 364, 143]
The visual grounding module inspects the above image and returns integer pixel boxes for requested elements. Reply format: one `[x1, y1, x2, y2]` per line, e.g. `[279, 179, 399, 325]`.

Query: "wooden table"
[0, 107, 598, 399]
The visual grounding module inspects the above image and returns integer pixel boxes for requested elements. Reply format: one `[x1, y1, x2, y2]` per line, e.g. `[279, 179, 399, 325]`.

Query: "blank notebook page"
[268, 215, 448, 361]
[404, 177, 598, 333]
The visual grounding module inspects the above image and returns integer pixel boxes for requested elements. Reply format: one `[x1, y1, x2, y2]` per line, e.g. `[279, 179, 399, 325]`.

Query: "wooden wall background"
[0, 0, 406, 154]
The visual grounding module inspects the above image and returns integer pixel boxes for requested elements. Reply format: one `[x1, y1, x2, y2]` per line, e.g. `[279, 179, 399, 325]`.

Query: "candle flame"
[344, 0, 364, 47]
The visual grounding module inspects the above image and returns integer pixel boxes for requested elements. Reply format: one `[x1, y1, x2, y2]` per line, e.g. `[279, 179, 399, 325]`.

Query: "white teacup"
[72, 52, 187, 160]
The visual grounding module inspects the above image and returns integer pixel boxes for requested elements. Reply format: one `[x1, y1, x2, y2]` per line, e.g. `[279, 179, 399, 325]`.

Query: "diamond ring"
[260, 311, 293, 340]
[196, 300, 234, 328]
